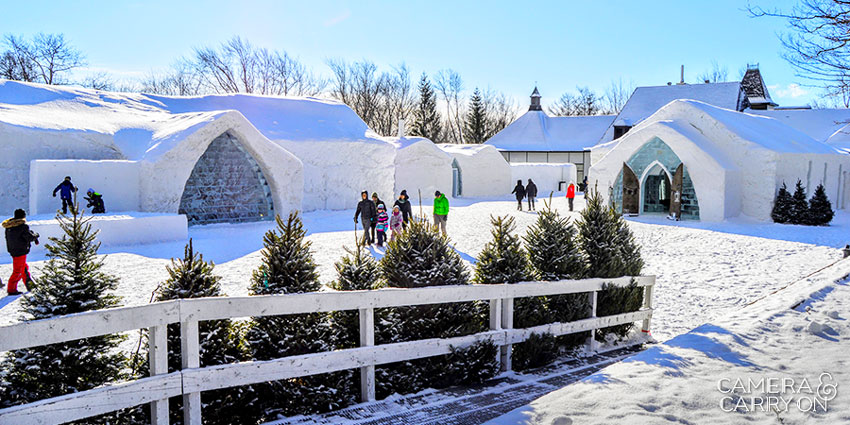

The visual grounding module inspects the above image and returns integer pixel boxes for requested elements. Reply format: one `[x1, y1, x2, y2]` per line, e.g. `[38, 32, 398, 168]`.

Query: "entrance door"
[622, 163, 640, 214]
[452, 159, 462, 197]
[670, 163, 684, 218]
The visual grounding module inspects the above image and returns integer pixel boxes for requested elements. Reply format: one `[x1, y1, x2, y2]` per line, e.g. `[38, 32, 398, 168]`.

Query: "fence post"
[588, 291, 598, 352]
[641, 281, 653, 335]
[499, 298, 514, 372]
[359, 307, 376, 402]
[181, 320, 201, 425]
[489, 299, 502, 367]
[148, 325, 169, 425]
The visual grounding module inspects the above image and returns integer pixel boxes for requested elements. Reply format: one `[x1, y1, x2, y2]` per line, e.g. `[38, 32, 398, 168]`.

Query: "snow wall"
[27, 213, 188, 254]
[510, 163, 577, 196]
[392, 137, 454, 202]
[277, 138, 395, 211]
[30, 160, 140, 215]
[438, 144, 512, 198]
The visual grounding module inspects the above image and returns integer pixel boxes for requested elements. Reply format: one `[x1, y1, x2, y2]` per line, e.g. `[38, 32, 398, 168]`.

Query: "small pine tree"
[474, 215, 531, 285]
[377, 220, 497, 397]
[807, 183, 834, 226]
[577, 190, 644, 341]
[410, 72, 442, 142]
[790, 179, 810, 225]
[771, 182, 793, 224]
[524, 204, 589, 354]
[246, 212, 348, 419]
[464, 87, 488, 144]
[0, 206, 130, 424]
[154, 240, 254, 425]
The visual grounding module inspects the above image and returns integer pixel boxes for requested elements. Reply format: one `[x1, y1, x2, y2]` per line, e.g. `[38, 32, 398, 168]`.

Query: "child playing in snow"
[375, 204, 389, 247]
[389, 205, 404, 240]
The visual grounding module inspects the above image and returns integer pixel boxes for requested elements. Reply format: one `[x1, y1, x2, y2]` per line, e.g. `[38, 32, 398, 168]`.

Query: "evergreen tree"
[474, 215, 531, 285]
[771, 182, 793, 223]
[154, 240, 254, 425]
[807, 183, 834, 226]
[577, 190, 645, 341]
[790, 179, 810, 225]
[0, 206, 130, 424]
[464, 87, 488, 144]
[377, 220, 497, 397]
[410, 72, 442, 142]
[524, 204, 590, 356]
[246, 212, 349, 419]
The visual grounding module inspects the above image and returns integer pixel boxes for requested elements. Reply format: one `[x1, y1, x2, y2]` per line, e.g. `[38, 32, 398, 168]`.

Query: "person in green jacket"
[433, 190, 449, 235]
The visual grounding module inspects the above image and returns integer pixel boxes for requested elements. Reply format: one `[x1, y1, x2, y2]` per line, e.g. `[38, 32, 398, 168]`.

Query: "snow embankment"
[488, 258, 850, 425]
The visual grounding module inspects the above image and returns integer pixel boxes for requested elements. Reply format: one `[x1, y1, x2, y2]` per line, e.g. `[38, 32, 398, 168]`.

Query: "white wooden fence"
[0, 276, 655, 425]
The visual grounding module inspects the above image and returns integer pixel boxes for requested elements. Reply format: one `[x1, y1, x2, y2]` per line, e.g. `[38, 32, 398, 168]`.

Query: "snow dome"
[590, 100, 850, 221]
[437, 144, 512, 198]
[388, 136, 453, 201]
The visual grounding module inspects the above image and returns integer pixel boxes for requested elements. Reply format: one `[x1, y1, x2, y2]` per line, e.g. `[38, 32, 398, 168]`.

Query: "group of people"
[354, 189, 450, 246]
[511, 179, 539, 211]
[52, 176, 106, 215]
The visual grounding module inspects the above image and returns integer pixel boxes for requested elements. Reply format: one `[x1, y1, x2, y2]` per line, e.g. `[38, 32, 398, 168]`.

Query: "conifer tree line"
[771, 179, 834, 225]
[0, 197, 645, 423]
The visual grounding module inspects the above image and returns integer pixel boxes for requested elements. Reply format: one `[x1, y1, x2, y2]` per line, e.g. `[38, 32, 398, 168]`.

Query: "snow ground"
[487, 254, 850, 425]
[1, 196, 846, 347]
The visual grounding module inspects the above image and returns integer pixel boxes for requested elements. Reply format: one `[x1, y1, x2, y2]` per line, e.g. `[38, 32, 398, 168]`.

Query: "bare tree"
[697, 60, 729, 83]
[548, 86, 604, 116]
[548, 92, 577, 116]
[435, 69, 465, 143]
[2, 33, 85, 84]
[603, 78, 634, 113]
[482, 89, 518, 140]
[142, 60, 203, 96]
[749, 0, 850, 101]
[327, 59, 413, 136]
[79, 71, 114, 90]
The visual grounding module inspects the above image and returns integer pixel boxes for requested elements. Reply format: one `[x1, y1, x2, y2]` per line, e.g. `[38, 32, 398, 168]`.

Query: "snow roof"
[485, 111, 614, 152]
[0, 80, 382, 160]
[750, 108, 850, 142]
[601, 82, 744, 142]
[436, 143, 493, 156]
[636, 99, 842, 155]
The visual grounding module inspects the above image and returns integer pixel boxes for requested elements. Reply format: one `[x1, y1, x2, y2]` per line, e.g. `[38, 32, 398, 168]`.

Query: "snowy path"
[487, 256, 850, 425]
[0, 196, 845, 346]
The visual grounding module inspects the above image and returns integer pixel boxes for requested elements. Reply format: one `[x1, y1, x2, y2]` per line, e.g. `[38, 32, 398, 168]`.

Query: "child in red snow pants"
[7, 255, 30, 293]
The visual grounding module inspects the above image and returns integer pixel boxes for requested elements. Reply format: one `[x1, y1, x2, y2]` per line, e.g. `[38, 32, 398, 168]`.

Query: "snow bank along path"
[487, 254, 850, 425]
[0, 197, 844, 347]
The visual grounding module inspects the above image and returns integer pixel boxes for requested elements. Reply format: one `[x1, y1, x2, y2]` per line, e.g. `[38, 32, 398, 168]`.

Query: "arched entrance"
[452, 159, 462, 197]
[622, 163, 639, 214]
[641, 162, 671, 214]
[179, 132, 274, 225]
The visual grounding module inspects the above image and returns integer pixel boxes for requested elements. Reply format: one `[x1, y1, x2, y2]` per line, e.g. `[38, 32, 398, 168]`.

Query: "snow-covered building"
[589, 99, 850, 222]
[0, 81, 304, 225]
[485, 87, 613, 182]
[437, 144, 512, 198]
[388, 136, 453, 202]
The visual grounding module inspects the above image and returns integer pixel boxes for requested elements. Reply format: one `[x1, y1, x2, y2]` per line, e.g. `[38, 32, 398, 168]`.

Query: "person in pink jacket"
[389, 205, 404, 240]
[566, 182, 576, 211]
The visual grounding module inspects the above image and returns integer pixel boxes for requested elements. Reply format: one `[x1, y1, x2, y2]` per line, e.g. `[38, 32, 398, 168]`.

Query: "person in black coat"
[511, 180, 526, 211]
[354, 191, 377, 244]
[85, 188, 106, 214]
[52, 176, 77, 214]
[3, 209, 39, 295]
[526, 179, 538, 211]
[393, 190, 414, 228]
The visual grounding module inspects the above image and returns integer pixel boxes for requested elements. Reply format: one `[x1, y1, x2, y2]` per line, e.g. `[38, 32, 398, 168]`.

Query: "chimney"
[677, 65, 685, 85]
[397, 119, 406, 138]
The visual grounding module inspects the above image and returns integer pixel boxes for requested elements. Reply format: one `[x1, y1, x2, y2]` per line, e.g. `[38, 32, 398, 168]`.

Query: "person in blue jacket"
[52, 176, 77, 214]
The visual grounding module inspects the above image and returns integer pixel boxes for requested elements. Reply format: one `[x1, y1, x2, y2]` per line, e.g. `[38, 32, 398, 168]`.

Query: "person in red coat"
[566, 182, 576, 211]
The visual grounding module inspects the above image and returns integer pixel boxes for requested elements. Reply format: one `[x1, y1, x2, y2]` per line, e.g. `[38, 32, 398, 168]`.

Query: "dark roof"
[741, 67, 777, 107]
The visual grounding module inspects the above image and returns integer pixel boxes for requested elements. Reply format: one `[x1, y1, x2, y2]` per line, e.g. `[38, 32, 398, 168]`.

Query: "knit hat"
[372, 192, 379, 199]
[377, 203, 385, 210]
[435, 190, 441, 197]
[64, 176, 71, 181]
[400, 190, 407, 197]
[393, 205, 400, 211]
[87, 188, 94, 194]
[361, 190, 368, 196]
[14, 209, 25, 219]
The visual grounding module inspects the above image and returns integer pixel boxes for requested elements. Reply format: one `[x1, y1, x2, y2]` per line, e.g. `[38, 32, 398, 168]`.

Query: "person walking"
[354, 191, 377, 245]
[567, 182, 576, 211]
[375, 204, 389, 247]
[526, 179, 538, 211]
[433, 191, 449, 235]
[370, 193, 383, 241]
[393, 190, 413, 228]
[582, 176, 589, 199]
[52, 176, 77, 214]
[511, 180, 526, 211]
[389, 205, 404, 240]
[3, 209, 39, 295]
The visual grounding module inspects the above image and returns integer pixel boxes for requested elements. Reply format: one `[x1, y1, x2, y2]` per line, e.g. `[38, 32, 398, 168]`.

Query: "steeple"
[529, 86, 542, 111]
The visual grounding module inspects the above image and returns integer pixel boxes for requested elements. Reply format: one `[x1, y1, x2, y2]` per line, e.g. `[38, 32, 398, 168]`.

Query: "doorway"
[452, 159, 462, 197]
[642, 163, 671, 214]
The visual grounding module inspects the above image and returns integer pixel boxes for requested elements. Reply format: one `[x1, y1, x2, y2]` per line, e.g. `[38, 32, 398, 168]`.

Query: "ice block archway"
[178, 132, 274, 225]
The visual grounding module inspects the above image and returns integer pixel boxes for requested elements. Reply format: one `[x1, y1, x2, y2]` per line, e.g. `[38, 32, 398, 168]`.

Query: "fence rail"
[0, 276, 655, 425]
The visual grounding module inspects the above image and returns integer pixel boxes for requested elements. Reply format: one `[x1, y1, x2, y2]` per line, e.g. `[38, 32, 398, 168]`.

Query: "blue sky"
[0, 0, 817, 107]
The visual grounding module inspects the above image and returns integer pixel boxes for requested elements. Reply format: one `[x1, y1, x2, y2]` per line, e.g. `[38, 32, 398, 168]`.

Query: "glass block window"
[179, 132, 274, 225]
